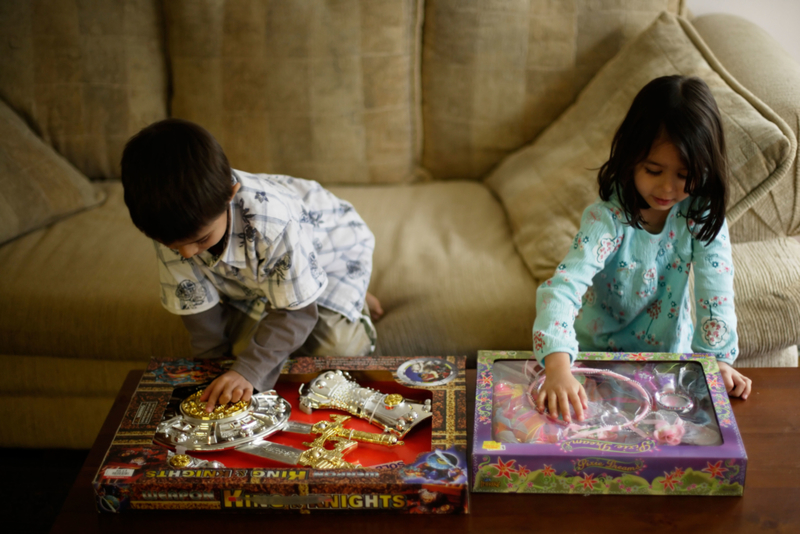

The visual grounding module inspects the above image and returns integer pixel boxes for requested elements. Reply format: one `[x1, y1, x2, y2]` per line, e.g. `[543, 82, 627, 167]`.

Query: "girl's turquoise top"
[533, 195, 738, 365]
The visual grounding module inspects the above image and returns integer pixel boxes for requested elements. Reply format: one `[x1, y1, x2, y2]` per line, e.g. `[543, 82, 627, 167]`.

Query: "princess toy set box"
[472, 351, 746, 496]
[93, 355, 468, 514]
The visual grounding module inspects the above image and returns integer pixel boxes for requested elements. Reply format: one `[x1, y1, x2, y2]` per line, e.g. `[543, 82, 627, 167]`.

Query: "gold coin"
[169, 454, 192, 468]
[180, 391, 248, 420]
[383, 393, 403, 407]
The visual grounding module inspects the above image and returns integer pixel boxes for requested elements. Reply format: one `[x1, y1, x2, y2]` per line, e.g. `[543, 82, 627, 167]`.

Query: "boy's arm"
[233, 302, 319, 390]
[201, 302, 319, 411]
[180, 304, 232, 359]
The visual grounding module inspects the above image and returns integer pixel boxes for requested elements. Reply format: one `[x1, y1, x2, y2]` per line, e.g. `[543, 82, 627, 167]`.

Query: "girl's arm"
[536, 352, 588, 423]
[533, 202, 621, 418]
[691, 219, 751, 399]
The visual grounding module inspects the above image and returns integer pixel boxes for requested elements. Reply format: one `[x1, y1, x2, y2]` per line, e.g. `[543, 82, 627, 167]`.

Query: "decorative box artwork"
[93, 355, 468, 513]
[472, 351, 746, 496]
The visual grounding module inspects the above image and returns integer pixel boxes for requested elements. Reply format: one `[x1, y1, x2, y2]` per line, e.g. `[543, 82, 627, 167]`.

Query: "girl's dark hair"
[597, 75, 729, 243]
[120, 119, 233, 245]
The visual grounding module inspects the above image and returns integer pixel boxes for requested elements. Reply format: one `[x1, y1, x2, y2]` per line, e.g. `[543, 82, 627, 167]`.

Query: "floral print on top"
[155, 171, 374, 322]
[533, 195, 738, 365]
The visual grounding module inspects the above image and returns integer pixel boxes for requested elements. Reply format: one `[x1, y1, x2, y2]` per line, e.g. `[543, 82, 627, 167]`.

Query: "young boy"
[121, 119, 383, 412]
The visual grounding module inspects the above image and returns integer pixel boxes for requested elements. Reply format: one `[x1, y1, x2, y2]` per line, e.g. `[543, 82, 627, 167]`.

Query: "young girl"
[533, 75, 752, 424]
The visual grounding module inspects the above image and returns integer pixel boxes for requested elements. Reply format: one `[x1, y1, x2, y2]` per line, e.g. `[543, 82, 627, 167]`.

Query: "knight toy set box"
[472, 351, 746, 496]
[93, 355, 468, 514]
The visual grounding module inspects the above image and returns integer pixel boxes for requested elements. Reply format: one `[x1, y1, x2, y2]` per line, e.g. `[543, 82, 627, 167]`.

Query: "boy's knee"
[300, 307, 374, 357]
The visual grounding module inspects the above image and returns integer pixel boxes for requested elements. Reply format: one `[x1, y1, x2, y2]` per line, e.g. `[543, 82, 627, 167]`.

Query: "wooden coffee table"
[53, 368, 800, 533]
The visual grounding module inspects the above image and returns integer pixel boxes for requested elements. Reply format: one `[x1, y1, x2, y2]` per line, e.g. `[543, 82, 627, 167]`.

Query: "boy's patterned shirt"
[533, 196, 738, 365]
[154, 171, 374, 322]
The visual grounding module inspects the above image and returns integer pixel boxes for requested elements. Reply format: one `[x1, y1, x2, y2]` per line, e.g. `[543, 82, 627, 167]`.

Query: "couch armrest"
[692, 14, 800, 238]
[733, 238, 800, 365]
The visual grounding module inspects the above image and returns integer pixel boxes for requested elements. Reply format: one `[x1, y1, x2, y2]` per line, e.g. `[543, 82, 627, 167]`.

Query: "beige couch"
[2, 1, 799, 448]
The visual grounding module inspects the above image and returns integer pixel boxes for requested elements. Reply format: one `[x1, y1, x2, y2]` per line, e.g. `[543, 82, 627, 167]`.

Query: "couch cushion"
[0, 180, 538, 364]
[421, 0, 685, 180]
[0, 182, 189, 361]
[0, 0, 168, 179]
[732, 238, 800, 366]
[692, 13, 800, 242]
[485, 12, 795, 281]
[0, 99, 106, 245]
[165, 0, 422, 185]
[330, 182, 539, 359]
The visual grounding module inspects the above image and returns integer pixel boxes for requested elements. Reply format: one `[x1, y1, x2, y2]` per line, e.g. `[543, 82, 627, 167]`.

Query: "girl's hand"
[717, 361, 752, 400]
[200, 370, 254, 412]
[536, 352, 588, 423]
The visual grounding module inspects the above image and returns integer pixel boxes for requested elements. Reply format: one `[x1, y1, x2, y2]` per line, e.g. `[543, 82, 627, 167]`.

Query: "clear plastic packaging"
[491, 360, 722, 447]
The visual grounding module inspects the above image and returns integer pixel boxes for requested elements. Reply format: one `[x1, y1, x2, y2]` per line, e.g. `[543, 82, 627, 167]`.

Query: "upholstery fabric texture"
[0, 0, 168, 179]
[0, 182, 189, 360]
[485, 12, 795, 282]
[732, 238, 800, 364]
[691, 13, 800, 242]
[421, 0, 686, 180]
[332, 182, 540, 356]
[0, 354, 142, 448]
[0, 99, 106, 245]
[165, 0, 422, 185]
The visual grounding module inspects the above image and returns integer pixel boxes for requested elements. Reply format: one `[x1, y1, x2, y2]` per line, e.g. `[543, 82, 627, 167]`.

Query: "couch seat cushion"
[0, 182, 189, 362]
[331, 182, 539, 359]
[0, 181, 539, 365]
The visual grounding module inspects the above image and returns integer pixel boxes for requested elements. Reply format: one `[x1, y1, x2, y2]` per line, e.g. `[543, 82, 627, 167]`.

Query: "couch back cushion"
[0, 98, 106, 245]
[420, 0, 686, 180]
[0, 0, 168, 180]
[485, 12, 795, 281]
[165, 0, 422, 185]
[692, 14, 800, 243]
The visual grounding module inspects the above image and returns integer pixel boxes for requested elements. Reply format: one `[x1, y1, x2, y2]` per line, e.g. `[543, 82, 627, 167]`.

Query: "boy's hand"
[200, 370, 254, 413]
[536, 352, 588, 424]
[717, 361, 752, 400]
[366, 292, 384, 322]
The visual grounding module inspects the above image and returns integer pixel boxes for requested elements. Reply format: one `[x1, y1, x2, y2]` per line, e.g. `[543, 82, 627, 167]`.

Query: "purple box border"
[471, 351, 747, 496]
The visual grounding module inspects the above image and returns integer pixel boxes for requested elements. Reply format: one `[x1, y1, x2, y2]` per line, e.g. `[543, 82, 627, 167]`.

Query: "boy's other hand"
[718, 361, 752, 400]
[536, 352, 588, 424]
[200, 370, 254, 412]
[366, 292, 384, 322]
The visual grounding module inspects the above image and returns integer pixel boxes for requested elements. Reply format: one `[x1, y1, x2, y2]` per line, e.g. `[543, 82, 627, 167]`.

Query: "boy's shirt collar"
[197, 172, 240, 268]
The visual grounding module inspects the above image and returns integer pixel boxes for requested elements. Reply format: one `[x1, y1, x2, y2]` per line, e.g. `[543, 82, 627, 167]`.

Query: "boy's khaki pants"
[231, 304, 376, 359]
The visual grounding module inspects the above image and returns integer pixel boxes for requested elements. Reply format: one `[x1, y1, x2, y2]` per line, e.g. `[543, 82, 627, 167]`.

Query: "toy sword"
[237, 414, 401, 469]
[299, 370, 433, 437]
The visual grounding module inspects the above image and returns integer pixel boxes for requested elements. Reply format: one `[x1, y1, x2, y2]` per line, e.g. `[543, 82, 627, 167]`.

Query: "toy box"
[93, 355, 468, 513]
[472, 351, 746, 496]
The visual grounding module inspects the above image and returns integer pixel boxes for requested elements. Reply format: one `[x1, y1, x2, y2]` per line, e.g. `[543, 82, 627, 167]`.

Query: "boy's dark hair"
[120, 119, 233, 245]
[597, 75, 729, 243]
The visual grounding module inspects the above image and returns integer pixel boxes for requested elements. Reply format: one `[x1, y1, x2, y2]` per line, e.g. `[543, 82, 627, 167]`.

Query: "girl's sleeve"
[532, 203, 622, 365]
[691, 219, 738, 364]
